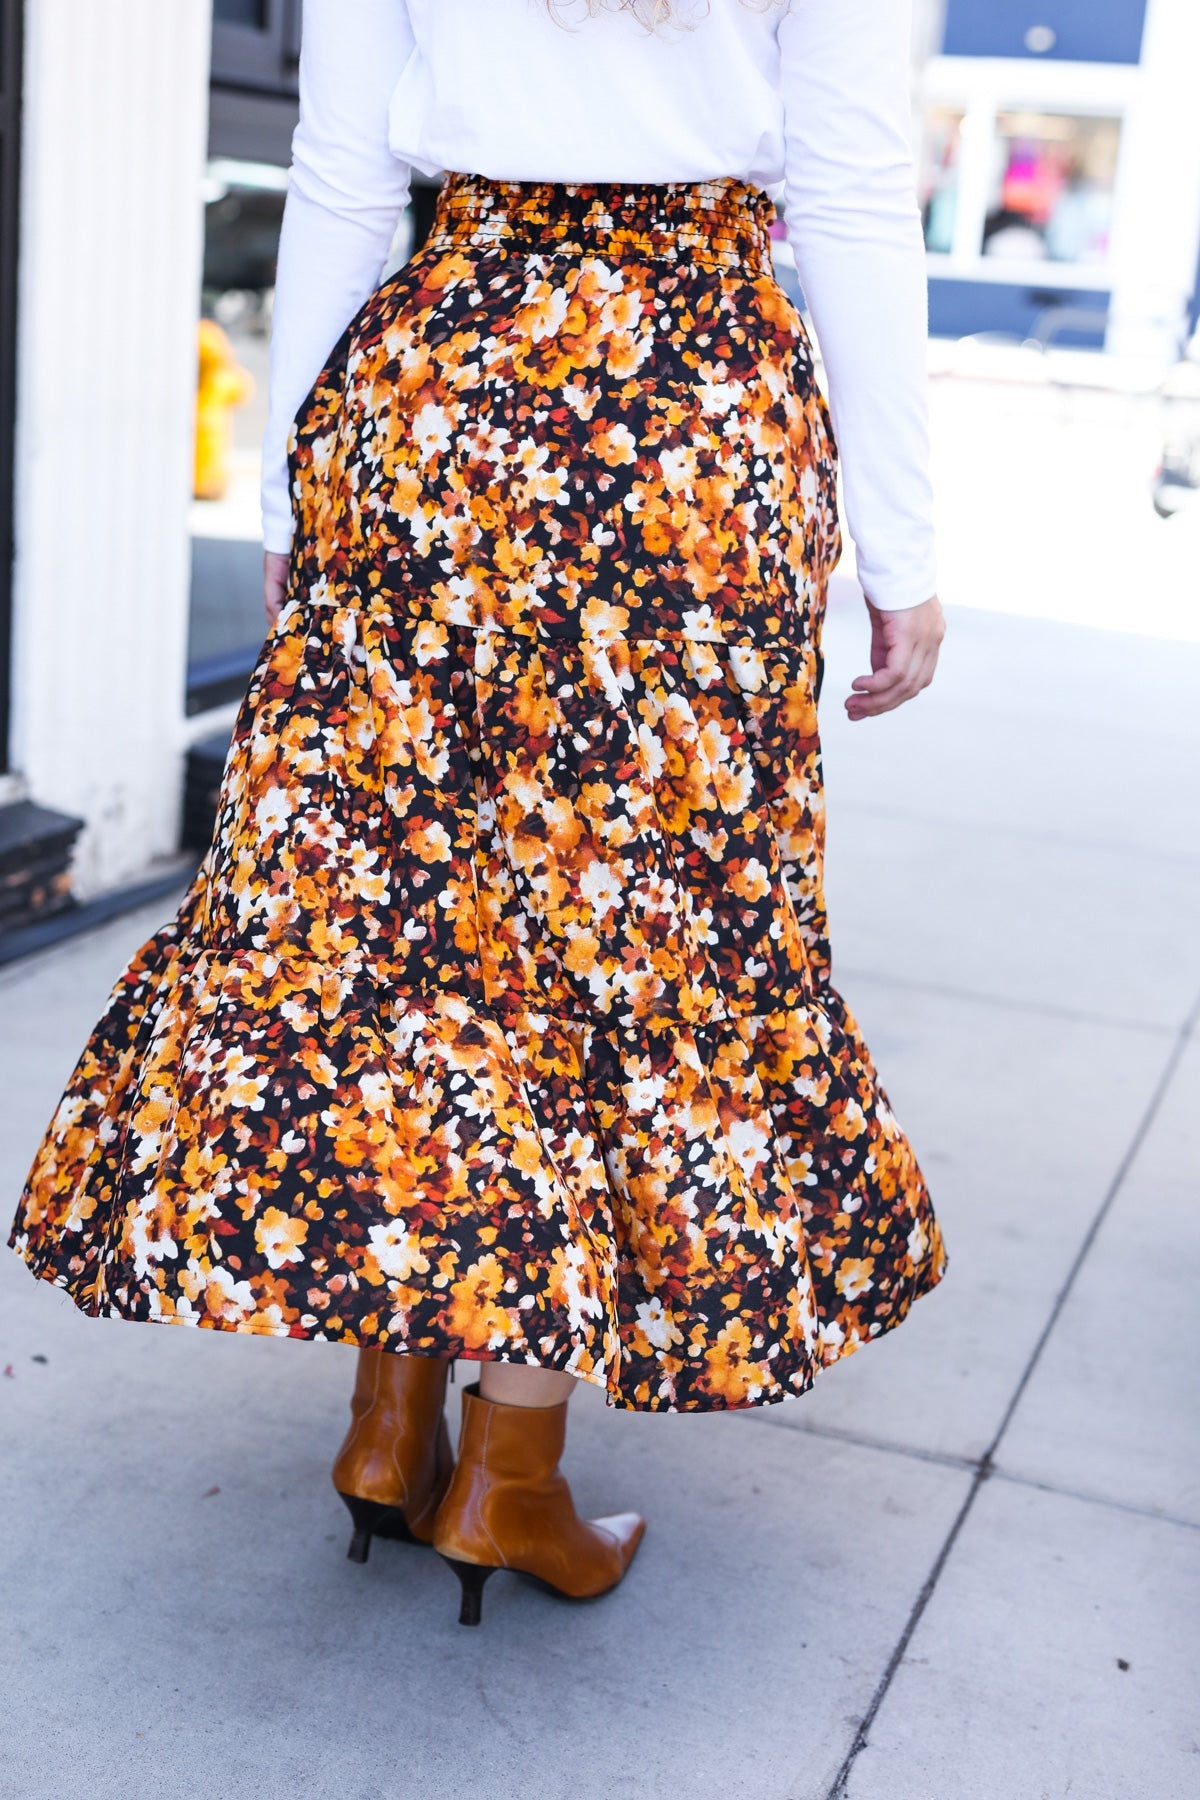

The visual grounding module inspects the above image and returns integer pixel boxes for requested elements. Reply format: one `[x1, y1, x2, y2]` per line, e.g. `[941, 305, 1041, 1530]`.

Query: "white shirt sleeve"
[261, 0, 415, 554]
[778, 0, 938, 611]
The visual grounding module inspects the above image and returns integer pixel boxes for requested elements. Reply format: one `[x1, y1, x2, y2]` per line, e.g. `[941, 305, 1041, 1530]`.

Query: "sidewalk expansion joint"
[739, 1410, 980, 1477]
[823, 979, 1200, 1800]
[837, 961, 1179, 1038]
[989, 1465, 1200, 1536]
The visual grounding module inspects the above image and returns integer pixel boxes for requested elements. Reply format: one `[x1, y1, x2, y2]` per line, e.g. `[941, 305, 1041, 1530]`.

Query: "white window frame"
[918, 55, 1139, 291]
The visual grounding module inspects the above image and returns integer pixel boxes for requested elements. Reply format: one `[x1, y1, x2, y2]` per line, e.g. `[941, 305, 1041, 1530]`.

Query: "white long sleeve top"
[262, 0, 937, 611]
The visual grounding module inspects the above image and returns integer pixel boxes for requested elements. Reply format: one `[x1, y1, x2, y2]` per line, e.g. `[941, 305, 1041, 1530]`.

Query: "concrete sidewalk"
[1, 591, 1197, 1800]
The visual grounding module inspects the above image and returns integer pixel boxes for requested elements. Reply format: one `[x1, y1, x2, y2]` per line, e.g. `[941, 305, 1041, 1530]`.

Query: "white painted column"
[11, 0, 213, 894]
[1108, 0, 1200, 359]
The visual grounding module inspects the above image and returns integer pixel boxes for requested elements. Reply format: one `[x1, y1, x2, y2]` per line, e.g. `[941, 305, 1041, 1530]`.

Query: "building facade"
[0, 0, 1198, 931]
[3, 0, 211, 925]
[915, 0, 1200, 350]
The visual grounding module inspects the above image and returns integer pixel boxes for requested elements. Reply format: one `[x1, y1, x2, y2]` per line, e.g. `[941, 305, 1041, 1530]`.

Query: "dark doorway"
[210, 0, 301, 167]
[211, 0, 301, 93]
[0, 0, 22, 773]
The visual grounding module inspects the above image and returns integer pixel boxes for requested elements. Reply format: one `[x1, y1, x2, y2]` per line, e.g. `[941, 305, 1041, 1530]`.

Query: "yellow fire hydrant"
[194, 318, 255, 502]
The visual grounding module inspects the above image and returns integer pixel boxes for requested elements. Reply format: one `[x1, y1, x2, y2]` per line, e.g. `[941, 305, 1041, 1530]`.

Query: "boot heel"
[338, 1492, 413, 1563]
[442, 1556, 495, 1626]
[331, 1351, 453, 1563]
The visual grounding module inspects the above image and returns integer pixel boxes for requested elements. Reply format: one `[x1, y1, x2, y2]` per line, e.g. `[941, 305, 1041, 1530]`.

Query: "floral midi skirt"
[9, 175, 945, 1410]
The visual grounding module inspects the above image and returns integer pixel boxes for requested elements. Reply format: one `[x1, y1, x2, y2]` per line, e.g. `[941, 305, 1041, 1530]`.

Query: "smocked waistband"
[426, 172, 776, 272]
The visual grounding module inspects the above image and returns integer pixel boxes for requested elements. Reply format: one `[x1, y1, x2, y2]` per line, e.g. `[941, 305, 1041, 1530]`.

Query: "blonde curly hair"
[550, 1, 780, 27]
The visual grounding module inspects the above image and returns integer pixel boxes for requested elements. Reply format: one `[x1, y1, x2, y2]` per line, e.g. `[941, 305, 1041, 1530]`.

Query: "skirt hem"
[6, 1236, 946, 1414]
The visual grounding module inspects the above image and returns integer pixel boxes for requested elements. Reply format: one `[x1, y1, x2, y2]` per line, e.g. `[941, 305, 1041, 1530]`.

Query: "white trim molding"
[10, 0, 214, 895]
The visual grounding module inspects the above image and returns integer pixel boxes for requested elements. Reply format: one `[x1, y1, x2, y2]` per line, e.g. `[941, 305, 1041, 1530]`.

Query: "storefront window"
[186, 159, 428, 714]
[920, 107, 966, 255]
[187, 158, 288, 715]
[982, 112, 1120, 266]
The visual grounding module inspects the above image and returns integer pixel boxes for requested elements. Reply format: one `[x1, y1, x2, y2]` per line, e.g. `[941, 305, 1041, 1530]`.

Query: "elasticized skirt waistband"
[426, 171, 777, 272]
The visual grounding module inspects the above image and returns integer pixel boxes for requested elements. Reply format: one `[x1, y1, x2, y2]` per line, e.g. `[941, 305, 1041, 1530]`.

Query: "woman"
[10, 0, 947, 1626]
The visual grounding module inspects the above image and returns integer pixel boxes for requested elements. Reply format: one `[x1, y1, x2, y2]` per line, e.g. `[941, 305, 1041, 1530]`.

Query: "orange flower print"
[447, 1255, 513, 1353]
[591, 422, 637, 468]
[365, 1221, 431, 1284]
[834, 1258, 875, 1303]
[254, 1208, 309, 1271]
[703, 1320, 774, 1406]
[8, 176, 944, 1413]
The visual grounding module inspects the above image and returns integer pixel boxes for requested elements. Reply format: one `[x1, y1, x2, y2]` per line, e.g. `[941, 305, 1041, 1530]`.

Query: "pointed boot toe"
[593, 1511, 646, 1574]
[433, 1384, 646, 1623]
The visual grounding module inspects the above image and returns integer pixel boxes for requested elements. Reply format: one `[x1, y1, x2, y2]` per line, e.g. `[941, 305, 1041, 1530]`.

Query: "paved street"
[2, 572, 1198, 1798]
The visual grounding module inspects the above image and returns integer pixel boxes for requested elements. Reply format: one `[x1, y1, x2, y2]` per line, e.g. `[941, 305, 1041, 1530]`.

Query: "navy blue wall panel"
[942, 0, 1147, 65]
[927, 278, 1110, 347]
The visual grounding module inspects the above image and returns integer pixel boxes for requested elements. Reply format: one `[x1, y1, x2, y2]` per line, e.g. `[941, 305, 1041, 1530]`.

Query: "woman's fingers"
[847, 645, 915, 717]
[847, 680, 914, 719]
[850, 655, 907, 696]
[263, 550, 290, 625]
[846, 594, 945, 720]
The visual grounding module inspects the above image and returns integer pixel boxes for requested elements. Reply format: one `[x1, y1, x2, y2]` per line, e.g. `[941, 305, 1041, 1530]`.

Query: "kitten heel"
[337, 1491, 415, 1563]
[441, 1556, 496, 1626]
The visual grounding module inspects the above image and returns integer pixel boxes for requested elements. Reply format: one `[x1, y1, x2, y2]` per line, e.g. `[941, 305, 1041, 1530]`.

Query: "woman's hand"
[846, 594, 945, 721]
[263, 550, 290, 627]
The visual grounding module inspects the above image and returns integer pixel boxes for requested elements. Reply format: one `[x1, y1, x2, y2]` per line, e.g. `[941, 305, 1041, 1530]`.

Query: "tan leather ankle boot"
[432, 1382, 645, 1624]
[331, 1349, 454, 1562]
